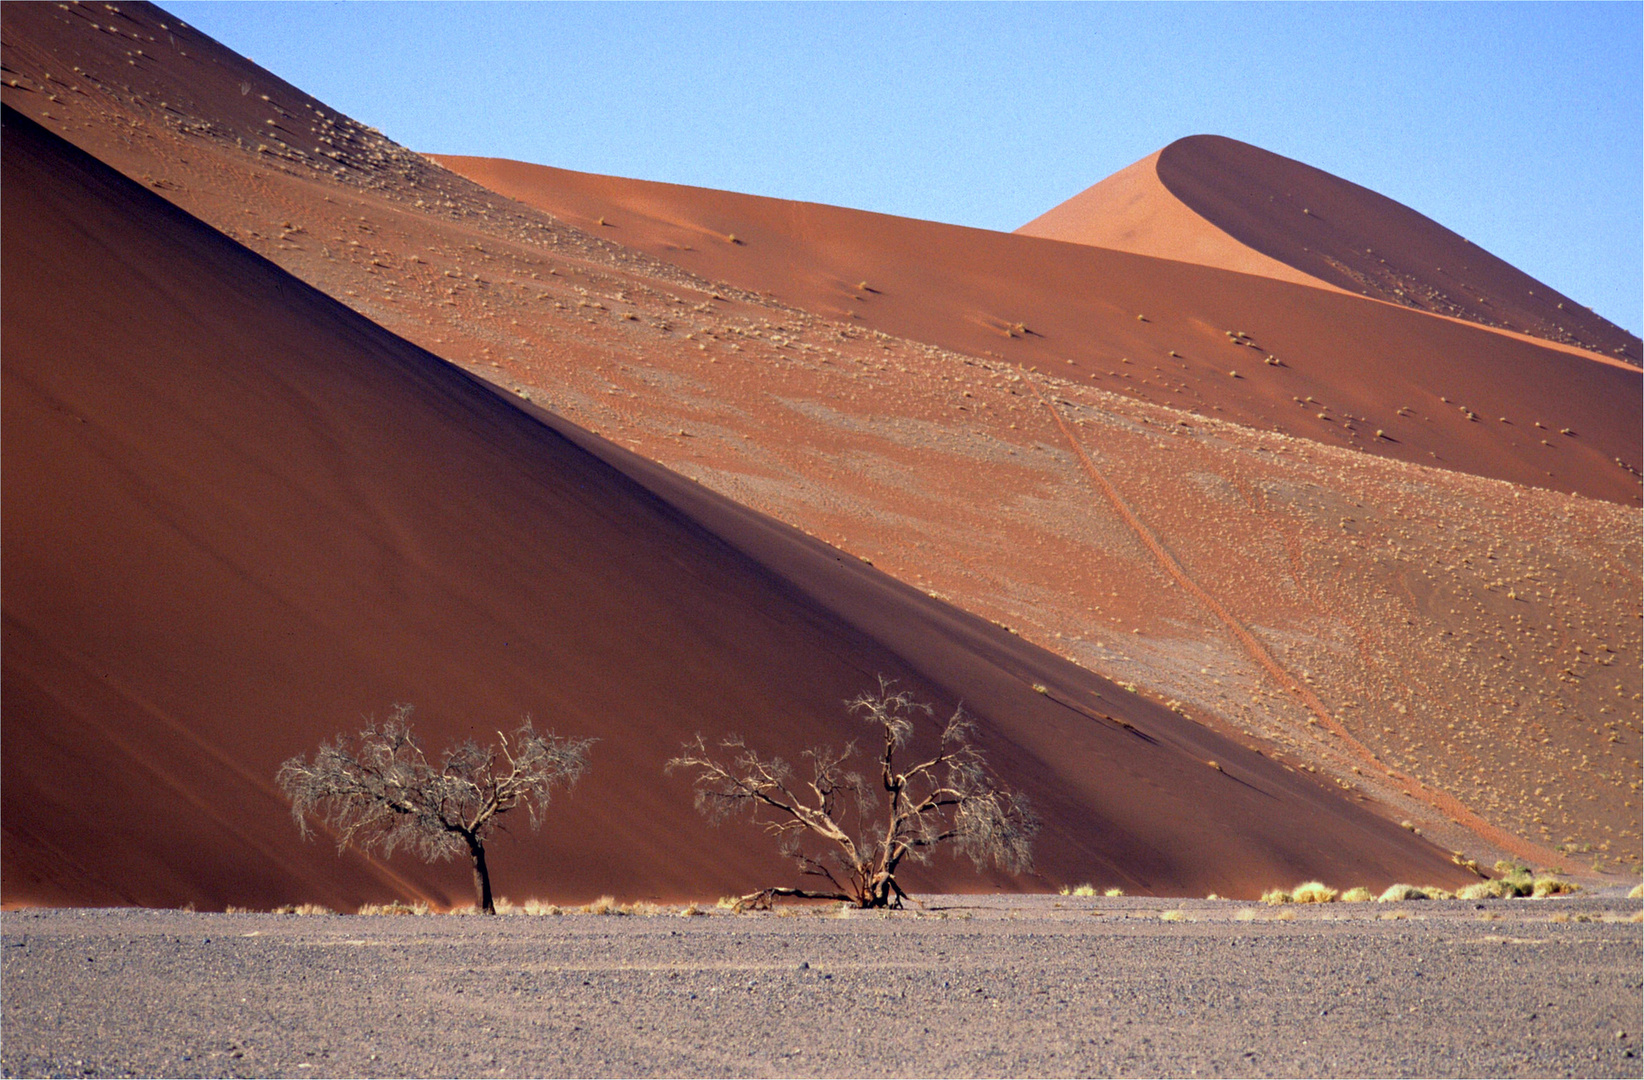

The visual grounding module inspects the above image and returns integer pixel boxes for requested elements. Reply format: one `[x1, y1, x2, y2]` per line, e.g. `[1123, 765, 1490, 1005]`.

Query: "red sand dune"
[2, 108, 1474, 910]
[437, 154, 1642, 506]
[2, 2, 1636, 906]
[1019, 135, 1640, 365]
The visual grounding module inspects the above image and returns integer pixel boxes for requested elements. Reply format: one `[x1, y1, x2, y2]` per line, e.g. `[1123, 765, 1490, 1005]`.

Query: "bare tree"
[667, 679, 1037, 909]
[277, 704, 592, 914]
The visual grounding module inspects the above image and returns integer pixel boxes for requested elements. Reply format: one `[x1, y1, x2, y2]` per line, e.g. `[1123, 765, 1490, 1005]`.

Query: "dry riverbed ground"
[3, 895, 1640, 1079]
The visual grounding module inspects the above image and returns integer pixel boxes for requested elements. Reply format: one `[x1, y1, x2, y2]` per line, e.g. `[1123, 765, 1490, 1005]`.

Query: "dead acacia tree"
[277, 704, 592, 914]
[667, 679, 1037, 909]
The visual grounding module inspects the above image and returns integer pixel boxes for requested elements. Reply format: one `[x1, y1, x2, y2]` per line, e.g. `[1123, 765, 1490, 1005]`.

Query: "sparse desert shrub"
[1377, 884, 1427, 903]
[1531, 877, 1579, 898]
[1339, 887, 1375, 903]
[522, 899, 563, 916]
[1457, 880, 1513, 901]
[1419, 887, 1453, 900]
[678, 903, 708, 917]
[1159, 910, 1185, 922]
[224, 905, 256, 914]
[579, 895, 621, 916]
[1261, 888, 1293, 905]
[1104, 887, 1125, 898]
[1628, 883, 1643, 900]
[273, 903, 335, 916]
[277, 704, 592, 914]
[1072, 884, 1096, 897]
[1291, 881, 1338, 904]
[715, 896, 742, 911]
[625, 901, 665, 917]
[668, 678, 1037, 909]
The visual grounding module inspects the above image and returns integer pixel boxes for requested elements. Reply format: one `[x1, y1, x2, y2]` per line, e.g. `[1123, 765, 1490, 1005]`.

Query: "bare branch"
[277, 705, 592, 913]
[668, 679, 1037, 907]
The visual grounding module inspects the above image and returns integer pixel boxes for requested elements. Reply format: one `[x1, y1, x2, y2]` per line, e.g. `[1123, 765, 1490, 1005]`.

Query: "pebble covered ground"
[3, 896, 1640, 1078]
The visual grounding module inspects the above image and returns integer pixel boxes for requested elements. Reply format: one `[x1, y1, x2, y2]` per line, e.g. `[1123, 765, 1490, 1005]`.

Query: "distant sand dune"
[1018, 135, 1640, 365]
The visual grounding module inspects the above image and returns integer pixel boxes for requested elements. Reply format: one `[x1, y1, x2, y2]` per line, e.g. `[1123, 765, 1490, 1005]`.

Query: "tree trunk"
[469, 840, 495, 915]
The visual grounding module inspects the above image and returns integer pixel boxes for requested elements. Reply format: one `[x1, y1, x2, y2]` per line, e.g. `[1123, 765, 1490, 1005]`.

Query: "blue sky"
[170, 2, 1641, 335]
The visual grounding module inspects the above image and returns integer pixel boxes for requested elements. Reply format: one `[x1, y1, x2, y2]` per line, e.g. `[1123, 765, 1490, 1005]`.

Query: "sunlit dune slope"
[437, 154, 1642, 506]
[1, 109, 1475, 909]
[3, 2, 1637, 883]
[1018, 135, 1640, 365]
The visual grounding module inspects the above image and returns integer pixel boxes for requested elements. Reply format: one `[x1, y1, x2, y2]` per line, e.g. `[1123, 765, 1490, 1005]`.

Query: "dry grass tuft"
[1627, 883, 1642, 900]
[624, 901, 665, 917]
[1234, 908, 1261, 922]
[1377, 884, 1427, 903]
[356, 900, 429, 916]
[1261, 888, 1292, 905]
[1339, 887, 1375, 903]
[224, 905, 257, 915]
[522, 899, 563, 916]
[578, 895, 622, 916]
[272, 903, 335, 916]
[1291, 881, 1338, 904]
[1159, 910, 1185, 922]
[678, 903, 708, 917]
[1103, 887, 1125, 898]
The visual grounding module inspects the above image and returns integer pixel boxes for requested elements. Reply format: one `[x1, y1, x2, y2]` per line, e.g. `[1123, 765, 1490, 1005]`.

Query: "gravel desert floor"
[3, 896, 1640, 1079]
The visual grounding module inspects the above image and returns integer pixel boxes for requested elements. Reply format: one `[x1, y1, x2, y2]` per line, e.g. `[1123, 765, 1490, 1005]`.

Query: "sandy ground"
[3, 897, 1640, 1079]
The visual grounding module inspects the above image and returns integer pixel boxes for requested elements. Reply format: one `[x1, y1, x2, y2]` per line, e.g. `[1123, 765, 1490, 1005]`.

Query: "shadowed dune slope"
[1019, 135, 1640, 365]
[0, 109, 1475, 910]
[437, 154, 1642, 506]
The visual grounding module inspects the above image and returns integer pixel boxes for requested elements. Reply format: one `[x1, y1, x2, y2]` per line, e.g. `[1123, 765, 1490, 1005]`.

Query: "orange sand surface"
[2, 2, 1638, 908]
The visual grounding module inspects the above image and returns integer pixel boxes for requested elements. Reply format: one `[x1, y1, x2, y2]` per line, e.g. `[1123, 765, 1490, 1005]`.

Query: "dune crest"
[1018, 135, 1639, 364]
